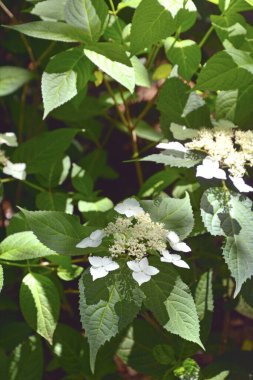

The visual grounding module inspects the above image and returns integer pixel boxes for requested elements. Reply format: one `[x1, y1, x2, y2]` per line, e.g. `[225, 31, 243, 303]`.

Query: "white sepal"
[160, 250, 189, 269]
[3, 160, 26, 180]
[114, 198, 144, 218]
[229, 176, 253, 193]
[88, 256, 119, 281]
[127, 257, 159, 286]
[0, 133, 18, 147]
[156, 141, 188, 153]
[196, 157, 226, 180]
[76, 229, 105, 248]
[167, 231, 191, 252]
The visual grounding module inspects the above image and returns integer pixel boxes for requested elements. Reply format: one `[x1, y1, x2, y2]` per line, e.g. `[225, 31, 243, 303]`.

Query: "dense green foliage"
[1, 0, 253, 379]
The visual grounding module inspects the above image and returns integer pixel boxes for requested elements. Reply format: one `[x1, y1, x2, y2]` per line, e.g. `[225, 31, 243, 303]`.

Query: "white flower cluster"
[157, 127, 253, 193]
[76, 198, 190, 286]
[0, 133, 26, 180]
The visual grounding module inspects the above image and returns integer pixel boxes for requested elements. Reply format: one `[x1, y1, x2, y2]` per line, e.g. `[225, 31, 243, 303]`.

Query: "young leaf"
[20, 273, 60, 344]
[79, 265, 144, 372]
[0, 231, 57, 261]
[130, 0, 176, 55]
[20, 209, 87, 255]
[165, 39, 201, 81]
[31, 0, 66, 21]
[42, 47, 93, 117]
[0, 67, 33, 97]
[8, 336, 43, 380]
[141, 150, 202, 168]
[64, 0, 108, 41]
[84, 42, 135, 92]
[7, 21, 90, 43]
[143, 259, 203, 348]
[201, 188, 253, 296]
[141, 192, 194, 239]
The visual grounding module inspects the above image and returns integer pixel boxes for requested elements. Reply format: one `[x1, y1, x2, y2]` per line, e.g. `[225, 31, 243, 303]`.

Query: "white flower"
[3, 160, 26, 180]
[167, 231, 191, 252]
[114, 198, 144, 218]
[76, 229, 105, 248]
[196, 157, 227, 180]
[156, 141, 188, 153]
[0, 133, 18, 147]
[229, 176, 253, 193]
[127, 257, 159, 285]
[89, 256, 119, 280]
[160, 250, 189, 269]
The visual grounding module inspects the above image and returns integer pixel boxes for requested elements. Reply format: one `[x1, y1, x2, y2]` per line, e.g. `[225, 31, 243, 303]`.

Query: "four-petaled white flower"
[229, 176, 253, 193]
[196, 157, 226, 180]
[127, 257, 159, 285]
[89, 256, 119, 281]
[167, 231, 191, 252]
[0, 133, 18, 147]
[156, 141, 189, 153]
[114, 198, 144, 218]
[160, 250, 189, 269]
[3, 161, 26, 180]
[76, 229, 105, 248]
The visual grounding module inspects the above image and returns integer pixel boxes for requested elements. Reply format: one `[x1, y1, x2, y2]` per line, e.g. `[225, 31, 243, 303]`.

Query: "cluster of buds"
[76, 199, 190, 286]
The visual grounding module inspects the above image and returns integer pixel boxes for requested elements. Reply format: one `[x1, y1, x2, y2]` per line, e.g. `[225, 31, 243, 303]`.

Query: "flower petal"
[0, 132, 18, 147]
[196, 157, 226, 180]
[90, 267, 108, 280]
[167, 231, 180, 244]
[105, 262, 120, 272]
[132, 271, 151, 286]
[76, 237, 101, 248]
[89, 256, 103, 267]
[156, 141, 188, 153]
[171, 241, 191, 253]
[173, 259, 190, 269]
[229, 176, 253, 193]
[160, 249, 171, 260]
[139, 257, 149, 271]
[144, 265, 159, 276]
[114, 198, 144, 217]
[127, 260, 141, 272]
[3, 161, 26, 180]
[90, 229, 105, 241]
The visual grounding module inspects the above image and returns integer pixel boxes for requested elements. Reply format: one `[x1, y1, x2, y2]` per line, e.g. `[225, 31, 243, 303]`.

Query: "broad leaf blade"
[0, 66, 33, 97]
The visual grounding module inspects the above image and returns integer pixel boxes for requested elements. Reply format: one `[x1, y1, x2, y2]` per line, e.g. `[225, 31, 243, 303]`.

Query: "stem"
[32, 41, 56, 70]
[104, 79, 128, 126]
[146, 44, 160, 69]
[109, 0, 122, 38]
[131, 130, 144, 186]
[134, 92, 159, 128]
[0, 259, 54, 269]
[22, 180, 46, 193]
[198, 25, 214, 48]
[18, 84, 28, 143]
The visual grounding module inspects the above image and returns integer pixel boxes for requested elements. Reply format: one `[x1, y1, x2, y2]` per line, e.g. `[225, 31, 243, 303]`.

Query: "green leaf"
[196, 51, 253, 91]
[84, 42, 135, 92]
[79, 265, 144, 372]
[205, 371, 230, 380]
[42, 47, 93, 117]
[138, 168, 180, 198]
[13, 128, 77, 174]
[7, 21, 90, 43]
[20, 273, 60, 343]
[211, 13, 247, 45]
[78, 198, 113, 213]
[141, 192, 194, 239]
[130, 56, 151, 88]
[201, 188, 253, 296]
[0, 265, 3, 293]
[165, 39, 201, 81]
[8, 336, 43, 380]
[31, 0, 66, 21]
[36, 192, 68, 211]
[141, 150, 202, 168]
[20, 209, 87, 255]
[71, 163, 94, 195]
[130, 0, 176, 55]
[143, 259, 203, 348]
[64, 0, 108, 41]
[0, 66, 32, 97]
[224, 40, 253, 75]
[157, 78, 211, 134]
[0, 231, 57, 261]
[195, 271, 214, 321]
[0, 349, 8, 380]
[135, 120, 162, 142]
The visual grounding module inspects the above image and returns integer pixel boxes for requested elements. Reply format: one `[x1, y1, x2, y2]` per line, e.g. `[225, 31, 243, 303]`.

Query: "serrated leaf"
[8, 336, 43, 380]
[130, 56, 151, 88]
[138, 168, 180, 198]
[0, 66, 33, 97]
[165, 38, 201, 80]
[20, 209, 87, 255]
[141, 150, 202, 168]
[42, 47, 93, 117]
[196, 51, 253, 91]
[141, 193, 194, 239]
[64, 0, 108, 41]
[130, 0, 175, 55]
[20, 273, 60, 343]
[201, 188, 253, 296]
[36, 192, 68, 211]
[13, 129, 77, 174]
[84, 42, 135, 92]
[195, 271, 214, 321]
[143, 259, 203, 348]
[0, 231, 57, 261]
[78, 198, 113, 213]
[7, 21, 91, 42]
[79, 265, 144, 372]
